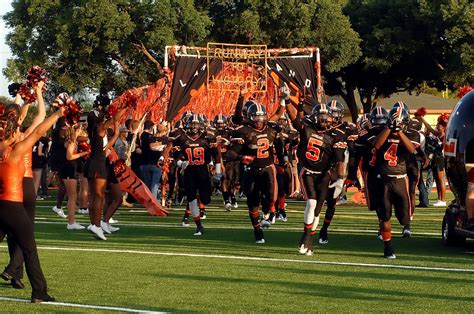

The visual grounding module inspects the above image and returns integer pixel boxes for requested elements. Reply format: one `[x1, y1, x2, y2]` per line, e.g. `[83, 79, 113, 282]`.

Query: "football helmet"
[328, 100, 344, 124]
[246, 102, 268, 130]
[213, 114, 227, 131]
[370, 106, 389, 126]
[310, 103, 332, 130]
[185, 114, 204, 135]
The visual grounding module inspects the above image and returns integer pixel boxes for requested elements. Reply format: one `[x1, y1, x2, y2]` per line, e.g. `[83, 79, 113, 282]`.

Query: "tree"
[3, 0, 212, 94]
[325, 0, 473, 121]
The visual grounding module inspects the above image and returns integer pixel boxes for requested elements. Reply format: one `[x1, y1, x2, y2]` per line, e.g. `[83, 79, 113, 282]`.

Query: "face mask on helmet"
[388, 107, 410, 131]
[247, 103, 268, 130]
[329, 100, 344, 124]
[370, 106, 389, 126]
[186, 115, 203, 135]
[310, 104, 332, 130]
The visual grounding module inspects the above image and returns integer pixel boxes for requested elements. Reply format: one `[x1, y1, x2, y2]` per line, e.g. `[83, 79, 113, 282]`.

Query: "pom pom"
[18, 84, 36, 103]
[107, 103, 119, 118]
[437, 113, 450, 126]
[415, 107, 427, 117]
[77, 141, 91, 160]
[8, 83, 21, 97]
[26, 66, 48, 88]
[457, 85, 473, 98]
[52, 93, 82, 126]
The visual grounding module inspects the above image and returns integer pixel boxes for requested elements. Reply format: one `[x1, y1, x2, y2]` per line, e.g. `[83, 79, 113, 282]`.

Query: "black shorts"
[59, 163, 77, 180]
[364, 169, 384, 212]
[107, 162, 118, 184]
[276, 165, 291, 196]
[76, 160, 84, 174]
[431, 154, 444, 171]
[299, 169, 330, 216]
[379, 175, 411, 225]
[85, 158, 107, 179]
[242, 165, 277, 208]
[183, 166, 211, 204]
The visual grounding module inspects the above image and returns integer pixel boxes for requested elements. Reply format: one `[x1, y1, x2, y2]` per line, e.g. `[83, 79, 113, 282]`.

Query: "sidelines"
[0, 296, 164, 313]
[30, 220, 441, 236]
[2, 245, 472, 274]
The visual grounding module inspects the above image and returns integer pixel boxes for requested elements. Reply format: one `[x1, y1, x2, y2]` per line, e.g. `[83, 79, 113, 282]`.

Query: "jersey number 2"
[257, 138, 269, 158]
[185, 147, 205, 165]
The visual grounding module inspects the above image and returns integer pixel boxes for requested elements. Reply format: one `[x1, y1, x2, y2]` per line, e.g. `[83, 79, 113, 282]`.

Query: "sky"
[0, 0, 13, 98]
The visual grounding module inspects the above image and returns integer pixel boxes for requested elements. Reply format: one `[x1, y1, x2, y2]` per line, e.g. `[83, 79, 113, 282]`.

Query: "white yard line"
[1, 245, 472, 274]
[0, 296, 164, 313]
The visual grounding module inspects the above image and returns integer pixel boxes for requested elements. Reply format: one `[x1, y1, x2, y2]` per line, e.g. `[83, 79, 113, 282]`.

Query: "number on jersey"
[306, 138, 323, 161]
[185, 147, 205, 165]
[384, 143, 398, 166]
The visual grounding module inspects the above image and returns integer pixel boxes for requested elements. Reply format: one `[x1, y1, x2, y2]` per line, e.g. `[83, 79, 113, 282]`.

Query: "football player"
[374, 105, 420, 258]
[164, 114, 221, 235]
[286, 103, 346, 256]
[319, 100, 356, 244]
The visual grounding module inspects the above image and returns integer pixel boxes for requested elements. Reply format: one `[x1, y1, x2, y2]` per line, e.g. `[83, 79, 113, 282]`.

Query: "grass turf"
[1, 191, 473, 312]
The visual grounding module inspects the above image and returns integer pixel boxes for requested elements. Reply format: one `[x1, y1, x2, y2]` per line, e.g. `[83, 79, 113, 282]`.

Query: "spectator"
[416, 114, 449, 207]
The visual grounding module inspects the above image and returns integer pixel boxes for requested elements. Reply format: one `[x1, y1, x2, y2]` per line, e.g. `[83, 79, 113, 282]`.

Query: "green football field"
[1, 192, 473, 312]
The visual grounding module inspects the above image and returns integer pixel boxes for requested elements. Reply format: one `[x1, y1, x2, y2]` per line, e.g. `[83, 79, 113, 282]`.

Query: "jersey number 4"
[384, 143, 398, 166]
[306, 138, 323, 161]
[185, 147, 205, 165]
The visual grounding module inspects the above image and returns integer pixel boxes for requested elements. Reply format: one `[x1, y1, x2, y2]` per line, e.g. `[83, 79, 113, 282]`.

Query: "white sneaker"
[255, 239, 265, 244]
[90, 225, 107, 240]
[100, 221, 112, 234]
[86, 224, 93, 231]
[52, 206, 67, 218]
[305, 250, 314, 256]
[232, 202, 238, 209]
[433, 200, 447, 207]
[108, 218, 119, 224]
[106, 222, 120, 233]
[67, 222, 85, 230]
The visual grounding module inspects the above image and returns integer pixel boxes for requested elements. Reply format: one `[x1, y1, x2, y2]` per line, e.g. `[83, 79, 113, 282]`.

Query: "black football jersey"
[172, 131, 218, 167]
[229, 123, 279, 169]
[297, 120, 346, 172]
[376, 130, 420, 176]
[355, 126, 384, 172]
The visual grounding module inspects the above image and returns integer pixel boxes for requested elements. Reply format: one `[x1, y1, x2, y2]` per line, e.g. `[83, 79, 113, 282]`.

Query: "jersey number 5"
[384, 143, 398, 166]
[306, 138, 323, 161]
[185, 147, 205, 165]
[257, 138, 270, 158]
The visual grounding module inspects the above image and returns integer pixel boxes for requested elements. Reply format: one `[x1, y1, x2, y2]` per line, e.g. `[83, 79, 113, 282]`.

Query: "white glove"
[329, 179, 344, 199]
[280, 83, 290, 100]
[177, 160, 189, 170]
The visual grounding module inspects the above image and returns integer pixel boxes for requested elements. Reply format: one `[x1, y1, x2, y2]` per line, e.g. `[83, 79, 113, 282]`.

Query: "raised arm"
[11, 108, 65, 161]
[22, 81, 46, 137]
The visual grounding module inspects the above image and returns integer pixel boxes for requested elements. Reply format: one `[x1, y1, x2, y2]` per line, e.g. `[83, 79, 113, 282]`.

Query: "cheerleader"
[0, 102, 64, 303]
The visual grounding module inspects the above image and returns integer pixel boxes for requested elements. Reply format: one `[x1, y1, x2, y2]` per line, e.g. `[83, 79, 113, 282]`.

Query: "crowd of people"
[0, 79, 465, 303]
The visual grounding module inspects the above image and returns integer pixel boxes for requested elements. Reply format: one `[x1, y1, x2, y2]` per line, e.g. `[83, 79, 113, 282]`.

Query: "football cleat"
[231, 196, 238, 208]
[260, 219, 271, 229]
[402, 225, 411, 238]
[182, 217, 190, 227]
[200, 209, 207, 219]
[318, 228, 328, 245]
[305, 250, 314, 256]
[224, 201, 233, 212]
[269, 213, 276, 224]
[299, 244, 308, 255]
[384, 246, 396, 259]
[194, 226, 204, 236]
[277, 212, 288, 222]
[254, 228, 265, 243]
